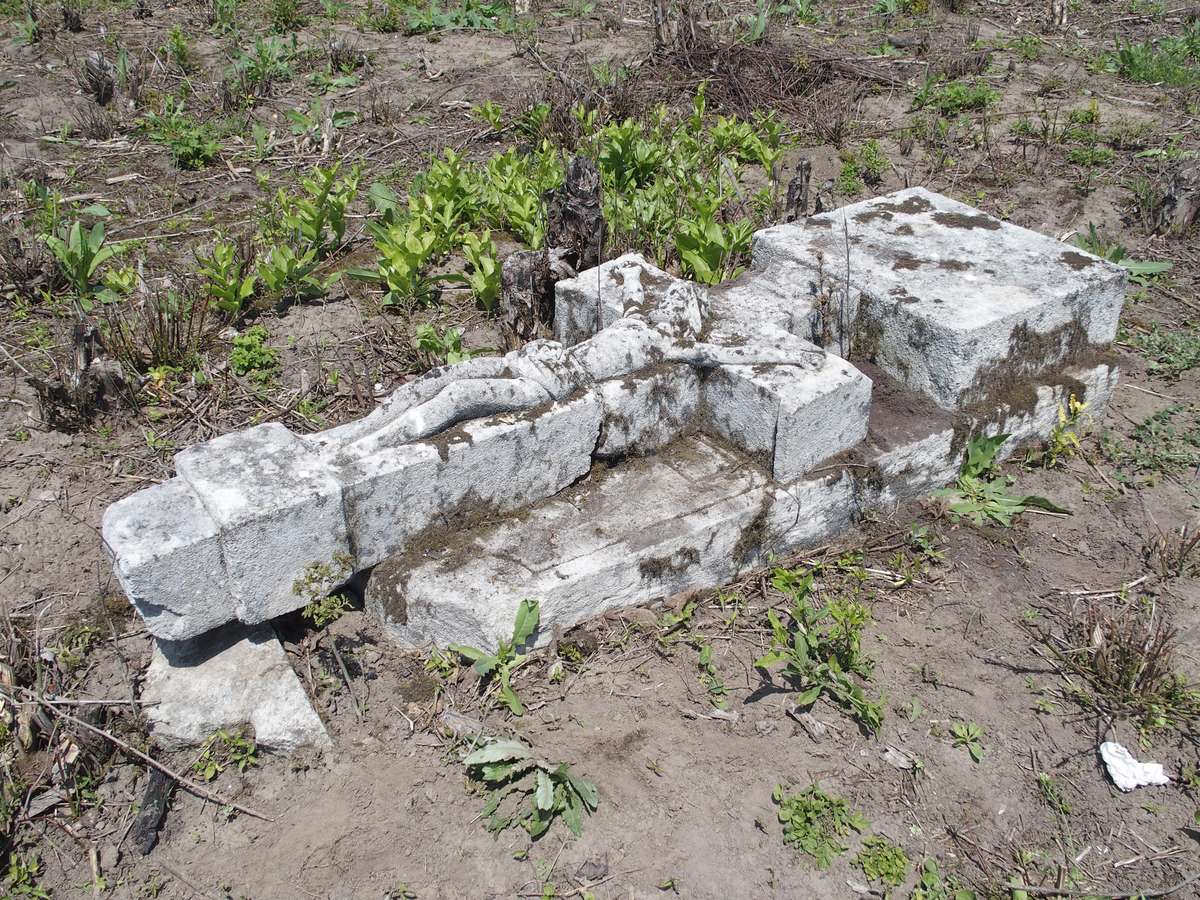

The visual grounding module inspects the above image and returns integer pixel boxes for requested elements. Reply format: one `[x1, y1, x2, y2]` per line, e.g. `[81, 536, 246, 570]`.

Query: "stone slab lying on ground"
[365, 362, 1118, 651]
[752, 187, 1127, 410]
[103, 187, 1127, 650]
[142, 622, 329, 751]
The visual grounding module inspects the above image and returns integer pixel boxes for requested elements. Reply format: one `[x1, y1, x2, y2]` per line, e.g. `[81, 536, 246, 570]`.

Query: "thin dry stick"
[328, 637, 363, 721]
[11, 690, 274, 821]
[1007, 870, 1199, 899]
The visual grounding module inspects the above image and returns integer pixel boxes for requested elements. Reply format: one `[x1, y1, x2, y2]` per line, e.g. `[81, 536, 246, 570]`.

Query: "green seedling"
[852, 835, 909, 887]
[193, 728, 258, 781]
[1075, 223, 1172, 285]
[449, 599, 539, 716]
[43, 220, 120, 305]
[463, 737, 599, 838]
[950, 722, 984, 762]
[935, 433, 1070, 527]
[773, 783, 867, 867]
[754, 568, 884, 733]
[197, 239, 257, 317]
[413, 323, 479, 366]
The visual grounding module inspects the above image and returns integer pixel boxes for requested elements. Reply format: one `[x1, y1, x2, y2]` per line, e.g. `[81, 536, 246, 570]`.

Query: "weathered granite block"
[144, 623, 329, 751]
[554, 252, 694, 345]
[366, 436, 780, 651]
[174, 423, 351, 628]
[702, 353, 872, 481]
[595, 365, 701, 458]
[753, 187, 1127, 410]
[341, 392, 603, 569]
[101, 479, 231, 641]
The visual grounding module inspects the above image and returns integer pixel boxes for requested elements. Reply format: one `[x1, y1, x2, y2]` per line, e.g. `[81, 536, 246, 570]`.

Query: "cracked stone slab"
[703, 352, 873, 481]
[143, 623, 329, 752]
[753, 187, 1127, 409]
[366, 436, 792, 651]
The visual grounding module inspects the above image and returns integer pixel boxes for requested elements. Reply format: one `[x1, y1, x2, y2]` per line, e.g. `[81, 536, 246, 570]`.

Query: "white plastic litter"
[1099, 741, 1171, 792]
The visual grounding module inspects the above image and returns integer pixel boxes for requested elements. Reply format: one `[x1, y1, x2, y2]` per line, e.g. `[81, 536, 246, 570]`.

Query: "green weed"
[139, 98, 219, 169]
[852, 835, 909, 887]
[773, 784, 867, 867]
[753, 568, 884, 733]
[413, 323, 479, 366]
[229, 325, 279, 384]
[1036, 772, 1071, 816]
[43, 220, 120, 306]
[449, 599, 539, 716]
[935, 434, 1069, 527]
[463, 737, 598, 838]
[1074, 223, 1172, 285]
[1102, 404, 1200, 480]
[911, 858, 976, 900]
[1026, 394, 1088, 468]
[1100, 24, 1200, 87]
[950, 722, 984, 762]
[1127, 324, 1200, 379]
[193, 728, 258, 781]
[915, 78, 998, 116]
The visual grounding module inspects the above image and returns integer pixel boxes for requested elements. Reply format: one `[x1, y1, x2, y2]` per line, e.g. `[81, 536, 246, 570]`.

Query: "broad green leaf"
[534, 770, 554, 811]
[463, 739, 531, 766]
[794, 684, 822, 707]
[510, 598, 540, 650]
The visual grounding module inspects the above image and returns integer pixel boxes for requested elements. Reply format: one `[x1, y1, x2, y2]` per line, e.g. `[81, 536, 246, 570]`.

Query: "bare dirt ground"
[2, 0, 1200, 897]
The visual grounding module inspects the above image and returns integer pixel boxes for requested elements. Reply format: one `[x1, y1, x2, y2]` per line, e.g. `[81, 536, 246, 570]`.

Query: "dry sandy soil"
[2, 0, 1200, 897]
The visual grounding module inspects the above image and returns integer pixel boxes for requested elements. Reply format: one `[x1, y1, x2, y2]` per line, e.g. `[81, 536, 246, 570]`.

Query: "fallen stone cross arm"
[102, 188, 1127, 748]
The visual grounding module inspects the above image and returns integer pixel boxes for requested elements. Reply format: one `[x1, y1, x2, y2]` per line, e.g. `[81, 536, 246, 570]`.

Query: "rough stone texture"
[342, 391, 603, 569]
[143, 623, 329, 751]
[702, 352, 872, 480]
[753, 187, 1127, 409]
[367, 436, 784, 651]
[595, 365, 700, 458]
[103, 188, 1128, 656]
[368, 363, 1120, 652]
[101, 479, 231, 641]
[173, 423, 352, 628]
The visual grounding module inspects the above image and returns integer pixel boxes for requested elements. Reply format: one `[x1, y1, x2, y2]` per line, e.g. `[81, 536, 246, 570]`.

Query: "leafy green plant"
[1103, 404, 1200, 480]
[852, 835, 909, 887]
[950, 722, 984, 762]
[915, 78, 998, 116]
[463, 738, 599, 838]
[43, 220, 119, 304]
[935, 434, 1069, 527]
[754, 568, 884, 732]
[303, 593, 352, 627]
[413, 323, 479, 366]
[1026, 394, 1088, 468]
[193, 728, 258, 781]
[230, 35, 296, 99]
[268, 0, 307, 31]
[400, 0, 513, 34]
[139, 98, 219, 169]
[1074, 223, 1172, 285]
[449, 599, 539, 715]
[773, 783, 867, 867]
[348, 221, 445, 307]
[165, 24, 194, 74]
[279, 163, 361, 258]
[1036, 772, 1070, 816]
[459, 230, 501, 310]
[1100, 24, 1200, 87]
[911, 858, 976, 900]
[1127, 324, 1200, 379]
[229, 325, 279, 384]
[257, 244, 331, 300]
[675, 215, 753, 285]
[3, 852, 49, 899]
[197, 239, 257, 317]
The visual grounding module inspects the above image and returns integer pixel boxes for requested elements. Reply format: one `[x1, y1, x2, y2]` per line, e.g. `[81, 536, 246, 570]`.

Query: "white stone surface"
[367, 436, 783, 651]
[554, 253, 693, 345]
[703, 353, 872, 481]
[753, 187, 1127, 409]
[143, 623, 329, 751]
[341, 391, 603, 569]
[596, 365, 700, 458]
[175, 423, 352, 629]
[101, 480, 231, 641]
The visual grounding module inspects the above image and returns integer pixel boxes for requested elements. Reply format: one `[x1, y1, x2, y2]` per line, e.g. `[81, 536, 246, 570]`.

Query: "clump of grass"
[1032, 595, 1200, 744]
[1101, 23, 1200, 87]
[774, 784, 867, 867]
[914, 78, 998, 116]
[1127, 324, 1200, 379]
[1102, 404, 1200, 482]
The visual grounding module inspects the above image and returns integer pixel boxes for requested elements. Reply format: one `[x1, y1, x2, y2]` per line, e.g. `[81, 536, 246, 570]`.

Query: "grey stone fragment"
[596, 366, 701, 458]
[703, 354, 872, 480]
[341, 392, 603, 569]
[174, 423, 351, 629]
[100, 479, 231, 642]
[143, 622, 329, 752]
[553, 253, 694, 345]
[752, 187, 1127, 409]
